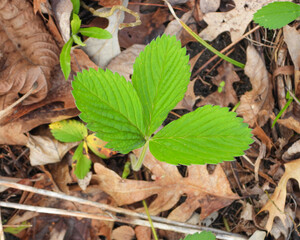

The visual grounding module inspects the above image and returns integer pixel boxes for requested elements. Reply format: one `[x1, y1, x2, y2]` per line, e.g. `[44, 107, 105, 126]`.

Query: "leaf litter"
[1, 0, 300, 239]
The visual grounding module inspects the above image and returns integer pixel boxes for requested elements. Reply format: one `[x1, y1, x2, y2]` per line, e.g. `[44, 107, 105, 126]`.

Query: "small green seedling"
[50, 119, 116, 179]
[72, 34, 253, 171]
[182, 231, 216, 240]
[217, 81, 225, 93]
[60, 0, 112, 80]
[253, 2, 300, 29]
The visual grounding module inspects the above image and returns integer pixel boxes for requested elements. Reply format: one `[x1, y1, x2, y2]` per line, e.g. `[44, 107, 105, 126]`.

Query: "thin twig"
[0, 201, 247, 240]
[0, 82, 38, 120]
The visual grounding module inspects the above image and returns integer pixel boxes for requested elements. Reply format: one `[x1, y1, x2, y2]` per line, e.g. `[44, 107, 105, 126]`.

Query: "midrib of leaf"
[78, 79, 145, 138]
[145, 41, 182, 135]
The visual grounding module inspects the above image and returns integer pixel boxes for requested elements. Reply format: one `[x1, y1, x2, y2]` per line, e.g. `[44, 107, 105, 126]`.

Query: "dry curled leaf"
[0, 0, 59, 109]
[258, 158, 300, 232]
[197, 62, 239, 107]
[199, 0, 291, 42]
[237, 45, 274, 127]
[93, 151, 238, 222]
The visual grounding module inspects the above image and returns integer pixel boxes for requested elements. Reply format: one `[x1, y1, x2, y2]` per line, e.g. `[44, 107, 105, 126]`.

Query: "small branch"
[0, 82, 38, 120]
[0, 180, 248, 240]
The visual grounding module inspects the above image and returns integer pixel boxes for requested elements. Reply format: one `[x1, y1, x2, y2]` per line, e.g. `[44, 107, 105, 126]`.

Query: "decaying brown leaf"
[197, 62, 239, 107]
[258, 158, 300, 233]
[199, 0, 291, 42]
[237, 45, 274, 127]
[93, 151, 238, 222]
[0, 0, 59, 109]
[26, 134, 77, 166]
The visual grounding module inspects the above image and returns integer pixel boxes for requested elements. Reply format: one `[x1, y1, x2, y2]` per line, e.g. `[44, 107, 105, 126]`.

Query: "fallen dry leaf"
[200, 0, 220, 13]
[107, 44, 145, 81]
[112, 226, 135, 240]
[26, 134, 78, 166]
[197, 62, 239, 107]
[175, 78, 199, 111]
[237, 45, 274, 127]
[135, 226, 151, 240]
[258, 158, 300, 232]
[282, 139, 300, 161]
[51, 0, 73, 43]
[93, 151, 238, 222]
[283, 25, 300, 70]
[199, 0, 291, 42]
[33, 0, 47, 14]
[0, 0, 59, 109]
[82, 1, 127, 67]
[277, 115, 300, 134]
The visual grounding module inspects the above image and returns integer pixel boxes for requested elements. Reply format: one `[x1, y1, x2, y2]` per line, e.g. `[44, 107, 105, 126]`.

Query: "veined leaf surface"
[183, 231, 216, 240]
[150, 105, 253, 165]
[50, 119, 87, 142]
[132, 35, 191, 136]
[72, 68, 146, 153]
[253, 2, 300, 30]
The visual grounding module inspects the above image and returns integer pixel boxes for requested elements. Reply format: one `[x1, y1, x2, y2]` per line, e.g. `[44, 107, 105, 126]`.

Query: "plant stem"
[142, 200, 159, 240]
[163, 0, 245, 69]
[132, 140, 149, 171]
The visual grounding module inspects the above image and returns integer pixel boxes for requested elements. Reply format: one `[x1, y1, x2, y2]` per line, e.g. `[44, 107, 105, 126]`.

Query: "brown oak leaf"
[258, 158, 300, 232]
[93, 151, 238, 222]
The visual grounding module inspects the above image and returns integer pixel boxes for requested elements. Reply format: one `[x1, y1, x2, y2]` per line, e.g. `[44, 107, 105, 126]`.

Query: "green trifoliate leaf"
[50, 119, 87, 142]
[79, 27, 112, 39]
[72, 68, 146, 153]
[60, 38, 73, 80]
[71, 0, 80, 14]
[150, 105, 253, 165]
[72, 34, 86, 46]
[183, 231, 216, 240]
[132, 35, 191, 136]
[253, 2, 300, 29]
[73, 141, 91, 179]
[71, 13, 81, 34]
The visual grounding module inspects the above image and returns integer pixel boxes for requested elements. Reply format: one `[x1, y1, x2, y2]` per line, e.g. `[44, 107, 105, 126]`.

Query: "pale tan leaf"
[107, 44, 145, 81]
[93, 151, 238, 222]
[135, 226, 151, 240]
[26, 135, 78, 166]
[82, 1, 128, 68]
[283, 25, 300, 70]
[237, 45, 274, 127]
[174, 78, 200, 111]
[277, 115, 300, 134]
[199, 0, 291, 42]
[200, 0, 220, 13]
[197, 62, 239, 107]
[258, 158, 300, 232]
[0, 0, 59, 109]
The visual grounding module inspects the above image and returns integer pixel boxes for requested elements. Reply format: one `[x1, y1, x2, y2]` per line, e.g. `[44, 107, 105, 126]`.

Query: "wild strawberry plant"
[71, 34, 253, 171]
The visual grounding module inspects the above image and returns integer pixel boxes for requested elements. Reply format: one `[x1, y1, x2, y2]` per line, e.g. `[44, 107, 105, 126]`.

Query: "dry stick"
[192, 25, 261, 78]
[0, 180, 248, 240]
[0, 202, 247, 240]
[0, 82, 38, 120]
